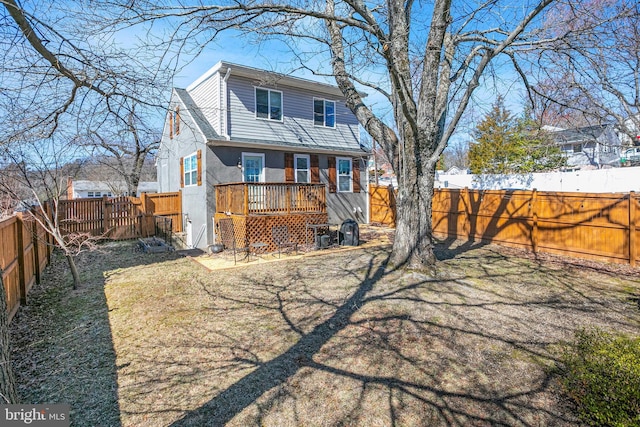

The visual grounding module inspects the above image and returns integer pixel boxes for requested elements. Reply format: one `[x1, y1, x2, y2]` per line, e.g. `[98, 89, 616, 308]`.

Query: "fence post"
[243, 184, 249, 216]
[15, 214, 26, 305]
[462, 187, 471, 240]
[629, 191, 636, 267]
[102, 195, 109, 235]
[532, 188, 538, 254]
[43, 202, 52, 264]
[30, 209, 41, 285]
[286, 186, 291, 215]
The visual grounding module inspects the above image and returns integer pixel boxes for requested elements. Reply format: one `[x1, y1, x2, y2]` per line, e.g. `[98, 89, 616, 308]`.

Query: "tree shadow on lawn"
[9, 241, 184, 427]
[155, 245, 640, 426]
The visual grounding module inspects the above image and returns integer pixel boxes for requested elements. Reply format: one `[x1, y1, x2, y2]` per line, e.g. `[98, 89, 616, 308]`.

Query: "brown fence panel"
[141, 192, 183, 233]
[20, 216, 37, 297]
[430, 188, 640, 265]
[632, 192, 640, 266]
[369, 184, 396, 226]
[535, 192, 630, 263]
[1, 213, 52, 323]
[464, 190, 535, 249]
[58, 198, 104, 237]
[105, 197, 142, 240]
[1, 216, 21, 321]
[56, 192, 183, 239]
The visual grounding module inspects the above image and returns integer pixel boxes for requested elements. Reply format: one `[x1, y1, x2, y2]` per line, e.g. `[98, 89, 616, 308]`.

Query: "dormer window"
[314, 99, 335, 128]
[255, 88, 282, 121]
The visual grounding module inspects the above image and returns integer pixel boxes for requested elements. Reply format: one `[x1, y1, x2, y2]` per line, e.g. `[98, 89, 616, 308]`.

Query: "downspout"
[221, 68, 232, 140]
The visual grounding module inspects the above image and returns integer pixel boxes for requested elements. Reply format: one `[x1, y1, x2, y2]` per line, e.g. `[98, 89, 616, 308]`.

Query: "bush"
[558, 328, 640, 427]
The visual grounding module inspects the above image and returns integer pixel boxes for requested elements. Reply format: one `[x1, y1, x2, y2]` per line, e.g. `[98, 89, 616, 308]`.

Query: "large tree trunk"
[0, 271, 19, 404]
[389, 148, 438, 270]
[382, 132, 441, 270]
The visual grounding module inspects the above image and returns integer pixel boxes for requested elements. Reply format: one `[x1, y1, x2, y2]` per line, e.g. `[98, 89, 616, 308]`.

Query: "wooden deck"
[214, 183, 329, 253]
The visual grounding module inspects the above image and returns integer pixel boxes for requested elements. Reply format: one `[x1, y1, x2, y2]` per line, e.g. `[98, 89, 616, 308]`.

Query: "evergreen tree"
[469, 100, 565, 174]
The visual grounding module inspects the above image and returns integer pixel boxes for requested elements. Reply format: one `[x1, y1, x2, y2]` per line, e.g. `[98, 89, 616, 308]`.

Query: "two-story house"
[157, 61, 369, 249]
[549, 124, 621, 170]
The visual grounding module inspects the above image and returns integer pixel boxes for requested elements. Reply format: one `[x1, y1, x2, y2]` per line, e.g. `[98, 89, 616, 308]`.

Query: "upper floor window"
[314, 99, 335, 128]
[183, 152, 198, 186]
[294, 154, 310, 183]
[337, 157, 352, 192]
[256, 88, 282, 121]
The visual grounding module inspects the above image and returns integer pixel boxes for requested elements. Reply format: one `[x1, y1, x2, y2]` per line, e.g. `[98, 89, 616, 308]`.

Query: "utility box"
[339, 219, 359, 246]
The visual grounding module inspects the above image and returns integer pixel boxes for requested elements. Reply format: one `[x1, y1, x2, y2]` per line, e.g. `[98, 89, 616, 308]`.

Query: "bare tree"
[522, 0, 640, 144]
[76, 102, 160, 196]
[0, 0, 169, 188]
[1, 137, 100, 290]
[442, 141, 470, 171]
[115, 0, 554, 268]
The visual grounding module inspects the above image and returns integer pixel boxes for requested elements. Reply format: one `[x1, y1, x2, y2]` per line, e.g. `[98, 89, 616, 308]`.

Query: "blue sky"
[147, 11, 529, 153]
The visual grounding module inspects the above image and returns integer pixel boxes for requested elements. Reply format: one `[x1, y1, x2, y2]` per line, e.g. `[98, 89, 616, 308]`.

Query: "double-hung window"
[256, 88, 282, 121]
[337, 157, 352, 192]
[183, 152, 198, 186]
[294, 154, 310, 183]
[314, 99, 336, 128]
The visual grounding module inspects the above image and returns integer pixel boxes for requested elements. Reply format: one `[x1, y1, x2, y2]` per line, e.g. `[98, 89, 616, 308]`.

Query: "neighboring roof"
[173, 88, 219, 141]
[72, 180, 158, 192]
[550, 125, 609, 144]
[187, 60, 363, 98]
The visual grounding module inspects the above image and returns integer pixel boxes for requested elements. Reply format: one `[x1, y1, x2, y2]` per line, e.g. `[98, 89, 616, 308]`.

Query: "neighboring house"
[157, 61, 369, 249]
[66, 178, 158, 199]
[617, 115, 640, 147]
[549, 124, 621, 170]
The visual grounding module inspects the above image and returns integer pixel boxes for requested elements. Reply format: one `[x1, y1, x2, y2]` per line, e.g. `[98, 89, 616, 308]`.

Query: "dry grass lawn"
[10, 235, 640, 426]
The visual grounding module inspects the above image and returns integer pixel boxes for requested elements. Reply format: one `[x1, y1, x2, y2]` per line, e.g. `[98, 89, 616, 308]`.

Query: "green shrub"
[558, 328, 640, 427]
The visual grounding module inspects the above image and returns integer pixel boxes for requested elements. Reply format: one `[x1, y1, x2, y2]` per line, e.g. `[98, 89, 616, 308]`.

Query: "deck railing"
[215, 182, 327, 215]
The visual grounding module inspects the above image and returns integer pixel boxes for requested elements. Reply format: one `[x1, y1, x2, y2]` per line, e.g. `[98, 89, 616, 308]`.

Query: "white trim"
[186, 61, 224, 92]
[313, 98, 336, 128]
[254, 87, 284, 122]
[207, 138, 368, 157]
[294, 154, 311, 183]
[183, 152, 198, 187]
[221, 68, 231, 139]
[336, 157, 353, 193]
[241, 152, 266, 183]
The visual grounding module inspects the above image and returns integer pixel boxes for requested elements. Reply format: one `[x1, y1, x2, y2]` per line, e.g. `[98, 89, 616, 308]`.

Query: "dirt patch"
[10, 235, 640, 426]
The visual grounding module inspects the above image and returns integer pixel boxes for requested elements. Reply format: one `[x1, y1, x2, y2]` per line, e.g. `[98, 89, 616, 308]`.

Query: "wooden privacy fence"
[57, 191, 182, 240]
[1, 212, 52, 322]
[370, 184, 397, 226]
[370, 185, 640, 266]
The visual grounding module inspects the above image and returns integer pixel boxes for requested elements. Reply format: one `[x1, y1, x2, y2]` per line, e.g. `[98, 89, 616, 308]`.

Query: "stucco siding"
[157, 92, 212, 249]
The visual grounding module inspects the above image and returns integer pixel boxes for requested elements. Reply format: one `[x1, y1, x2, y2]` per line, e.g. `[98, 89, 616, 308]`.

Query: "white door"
[242, 153, 265, 211]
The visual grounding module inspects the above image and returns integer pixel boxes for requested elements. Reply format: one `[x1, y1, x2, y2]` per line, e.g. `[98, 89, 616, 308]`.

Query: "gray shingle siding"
[226, 74, 360, 151]
[187, 73, 222, 135]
